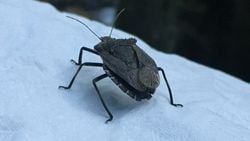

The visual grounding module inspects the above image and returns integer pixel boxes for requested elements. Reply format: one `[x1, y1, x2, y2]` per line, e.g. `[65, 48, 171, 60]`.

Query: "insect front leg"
[71, 46, 99, 65]
[158, 67, 183, 107]
[92, 74, 113, 123]
[59, 62, 103, 89]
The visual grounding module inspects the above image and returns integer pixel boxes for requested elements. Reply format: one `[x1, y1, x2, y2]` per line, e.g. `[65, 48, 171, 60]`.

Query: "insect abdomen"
[103, 66, 152, 101]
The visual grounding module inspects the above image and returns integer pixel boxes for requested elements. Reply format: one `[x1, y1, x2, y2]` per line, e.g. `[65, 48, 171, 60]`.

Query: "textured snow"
[1, 0, 250, 141]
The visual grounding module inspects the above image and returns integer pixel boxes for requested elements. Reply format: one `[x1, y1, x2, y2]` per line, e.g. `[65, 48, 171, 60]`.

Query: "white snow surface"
[1, 0, 250, 141]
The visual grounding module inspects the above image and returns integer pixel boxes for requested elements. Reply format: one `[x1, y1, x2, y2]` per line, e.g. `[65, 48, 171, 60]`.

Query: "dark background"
[40, 0, 250, 82]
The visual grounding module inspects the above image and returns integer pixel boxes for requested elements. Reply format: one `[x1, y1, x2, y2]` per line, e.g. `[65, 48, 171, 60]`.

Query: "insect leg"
[158, 67, 183, 107]
[59, 62, 103, 89]
[92, 74, 113, 123]
[71, 46, 99, 65]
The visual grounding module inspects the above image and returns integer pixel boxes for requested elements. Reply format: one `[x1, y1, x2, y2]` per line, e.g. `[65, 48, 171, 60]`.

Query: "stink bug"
[59, 9, 183, 123]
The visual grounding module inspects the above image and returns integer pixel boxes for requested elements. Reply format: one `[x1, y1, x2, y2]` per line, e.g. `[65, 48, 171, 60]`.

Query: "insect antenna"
[66, 16, 102, 41]
[109, 8, 125, 37]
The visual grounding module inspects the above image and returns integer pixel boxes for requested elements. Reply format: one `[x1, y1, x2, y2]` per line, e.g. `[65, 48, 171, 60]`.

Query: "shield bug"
[59, 9, 183, 123]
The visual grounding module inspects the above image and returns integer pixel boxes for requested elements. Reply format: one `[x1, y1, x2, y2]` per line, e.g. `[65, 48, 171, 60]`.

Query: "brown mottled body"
[95, 37, 160, 101]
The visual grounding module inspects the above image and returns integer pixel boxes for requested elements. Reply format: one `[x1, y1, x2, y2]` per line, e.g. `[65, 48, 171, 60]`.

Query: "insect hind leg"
[158, 67, 183, 107]
[71, 46, 99, 65]
[92, 74, 113, 123]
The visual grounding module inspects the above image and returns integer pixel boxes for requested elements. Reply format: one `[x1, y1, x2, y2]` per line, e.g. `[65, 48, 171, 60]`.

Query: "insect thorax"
[94, 36, 137, 52]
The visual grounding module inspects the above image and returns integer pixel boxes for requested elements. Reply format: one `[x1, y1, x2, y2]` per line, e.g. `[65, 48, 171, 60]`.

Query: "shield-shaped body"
[94, 37, 160, 101]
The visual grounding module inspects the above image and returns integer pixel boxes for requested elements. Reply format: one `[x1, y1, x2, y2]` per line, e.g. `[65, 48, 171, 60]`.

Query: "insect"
[59, 9, 183, 123]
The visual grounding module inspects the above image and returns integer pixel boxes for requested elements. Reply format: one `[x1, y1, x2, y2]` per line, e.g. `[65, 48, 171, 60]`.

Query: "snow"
[1, 0, 250, 141]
